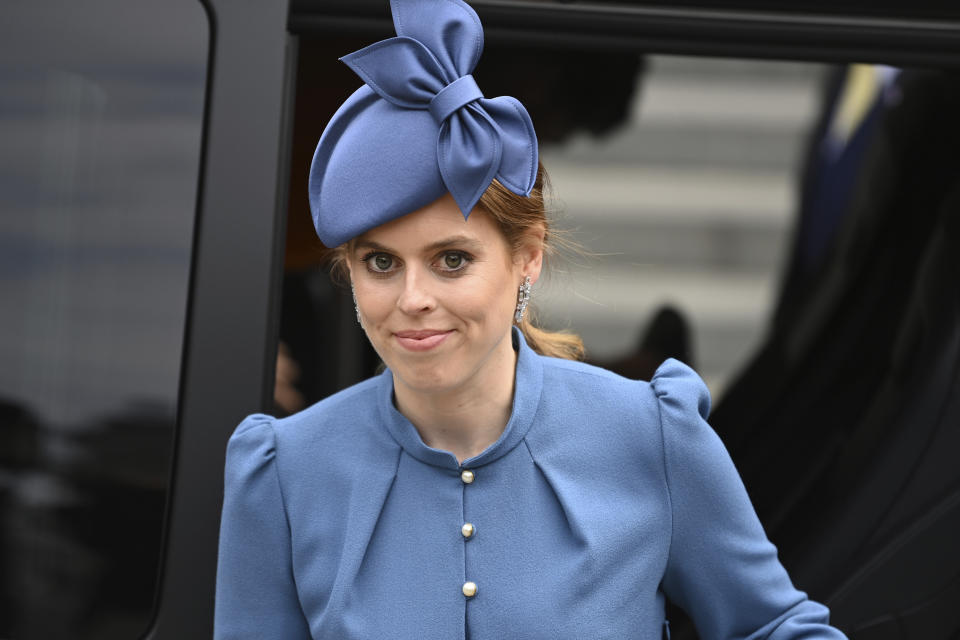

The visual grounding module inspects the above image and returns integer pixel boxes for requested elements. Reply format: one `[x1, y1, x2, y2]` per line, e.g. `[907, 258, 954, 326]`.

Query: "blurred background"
[536, 55, 822, 395]
[3, 0, 960, 638]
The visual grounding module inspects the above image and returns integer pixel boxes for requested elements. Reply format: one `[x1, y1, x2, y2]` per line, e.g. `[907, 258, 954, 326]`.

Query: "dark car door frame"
[291, 0, 960, 66]
[144, 0, 295, 637]
[146, 1, 960, 638]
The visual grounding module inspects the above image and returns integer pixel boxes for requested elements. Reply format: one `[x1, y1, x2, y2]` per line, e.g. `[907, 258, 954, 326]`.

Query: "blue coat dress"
[215, 329, 847, 639]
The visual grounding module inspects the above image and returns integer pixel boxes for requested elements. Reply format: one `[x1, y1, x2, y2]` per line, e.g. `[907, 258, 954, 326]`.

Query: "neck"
[393, 334, 518, 464]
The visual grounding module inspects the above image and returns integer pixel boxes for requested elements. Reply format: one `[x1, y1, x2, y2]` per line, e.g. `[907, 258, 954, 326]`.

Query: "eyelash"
[359, 250, 473, 278]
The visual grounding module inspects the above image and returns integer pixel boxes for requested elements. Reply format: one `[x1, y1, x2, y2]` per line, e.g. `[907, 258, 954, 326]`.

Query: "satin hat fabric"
[308, 0, 539, 248]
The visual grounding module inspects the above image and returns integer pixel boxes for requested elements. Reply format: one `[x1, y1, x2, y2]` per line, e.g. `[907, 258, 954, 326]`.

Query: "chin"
[393, 362, 463, 394]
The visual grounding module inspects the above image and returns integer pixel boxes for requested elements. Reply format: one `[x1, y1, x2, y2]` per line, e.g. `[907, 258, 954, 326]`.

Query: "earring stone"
[514, 275, 531, 323]
[351, 283, 362, 325]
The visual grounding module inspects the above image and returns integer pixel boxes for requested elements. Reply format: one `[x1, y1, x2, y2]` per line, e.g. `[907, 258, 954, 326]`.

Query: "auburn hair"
[475, 163, 584, 360]
[328, 161, 585, 361]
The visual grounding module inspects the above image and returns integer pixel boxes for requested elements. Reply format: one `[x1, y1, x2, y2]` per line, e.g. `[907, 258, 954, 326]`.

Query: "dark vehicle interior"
[1, 1, 959, 638]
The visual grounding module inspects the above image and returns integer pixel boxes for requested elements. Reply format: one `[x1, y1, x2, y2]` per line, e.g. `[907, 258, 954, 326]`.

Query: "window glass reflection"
[536, 56, 824, 395]
[0, 1, 207, 637]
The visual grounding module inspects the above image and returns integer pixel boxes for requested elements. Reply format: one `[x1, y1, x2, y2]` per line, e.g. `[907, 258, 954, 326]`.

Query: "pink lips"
[393, 329, 453, 352]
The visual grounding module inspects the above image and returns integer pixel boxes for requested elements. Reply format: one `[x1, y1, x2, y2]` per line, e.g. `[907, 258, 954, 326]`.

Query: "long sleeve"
[215, 414, 312, 640]
[652, 360, 847, 640]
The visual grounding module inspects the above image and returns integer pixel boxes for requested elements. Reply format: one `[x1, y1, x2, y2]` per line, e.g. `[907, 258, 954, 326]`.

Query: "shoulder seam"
[275, 376, 380, 430]
[269, 423, 315, 625]
[270, 423, 295, 539]
[541, 357, 623, 382]
[654, 389, 676, 569]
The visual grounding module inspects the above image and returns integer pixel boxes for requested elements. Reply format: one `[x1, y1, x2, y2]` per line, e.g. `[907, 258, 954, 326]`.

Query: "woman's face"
[347, 193, 542, 396]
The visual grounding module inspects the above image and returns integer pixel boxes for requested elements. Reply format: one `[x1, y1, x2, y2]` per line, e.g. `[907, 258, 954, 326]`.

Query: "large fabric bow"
[341, 0, 538, 216]
[308, 0, 539, 247]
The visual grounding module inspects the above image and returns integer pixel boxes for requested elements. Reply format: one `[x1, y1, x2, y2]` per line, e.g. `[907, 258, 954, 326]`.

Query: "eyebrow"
[354, 235, 484, 254]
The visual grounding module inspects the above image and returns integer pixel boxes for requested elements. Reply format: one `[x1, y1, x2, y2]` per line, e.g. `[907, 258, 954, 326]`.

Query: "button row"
[461, 470, 476, 597]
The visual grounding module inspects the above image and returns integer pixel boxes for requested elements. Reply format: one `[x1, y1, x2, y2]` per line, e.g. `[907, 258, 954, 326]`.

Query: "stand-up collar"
[377, 327, 544, 471]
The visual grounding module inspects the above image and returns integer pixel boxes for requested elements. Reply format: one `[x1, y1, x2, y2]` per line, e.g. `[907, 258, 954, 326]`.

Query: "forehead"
[354, 193, 506, 252]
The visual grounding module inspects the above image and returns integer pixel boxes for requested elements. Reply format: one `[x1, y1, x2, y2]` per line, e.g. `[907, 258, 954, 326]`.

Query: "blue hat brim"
[308, 85, 447, 248]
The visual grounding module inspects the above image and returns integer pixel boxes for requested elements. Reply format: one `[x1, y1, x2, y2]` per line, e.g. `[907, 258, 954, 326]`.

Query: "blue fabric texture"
[308, 0, 539, 248]
[215, 329, 848, 639]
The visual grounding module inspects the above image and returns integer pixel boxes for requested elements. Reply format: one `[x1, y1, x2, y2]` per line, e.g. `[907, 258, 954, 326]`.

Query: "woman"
[215, 1, 848, 638]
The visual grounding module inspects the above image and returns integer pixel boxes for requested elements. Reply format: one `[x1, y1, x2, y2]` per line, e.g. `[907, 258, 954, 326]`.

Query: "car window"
[0, 1, 208, 637]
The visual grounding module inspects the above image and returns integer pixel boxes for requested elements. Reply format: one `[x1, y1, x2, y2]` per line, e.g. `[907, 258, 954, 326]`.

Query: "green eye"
[443, 253, 463, 269]
[373, 254, 393, 271]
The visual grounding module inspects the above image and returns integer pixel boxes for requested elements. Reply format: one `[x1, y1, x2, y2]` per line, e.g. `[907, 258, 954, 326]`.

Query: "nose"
[396, 266, 436, 315]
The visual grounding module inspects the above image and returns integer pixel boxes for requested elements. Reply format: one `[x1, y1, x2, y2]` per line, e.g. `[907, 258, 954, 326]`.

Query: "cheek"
[460, 274, 518, 323]
[353, 281, 393, 322]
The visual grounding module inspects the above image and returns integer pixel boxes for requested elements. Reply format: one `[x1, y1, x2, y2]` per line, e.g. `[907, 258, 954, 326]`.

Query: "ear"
[515, 225, 545, 285]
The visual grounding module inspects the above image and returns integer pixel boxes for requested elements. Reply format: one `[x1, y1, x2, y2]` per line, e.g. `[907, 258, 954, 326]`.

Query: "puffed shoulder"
[223, 413, 280, 487]
[649, 358, 711, 422]
[217, 413, 312, 638]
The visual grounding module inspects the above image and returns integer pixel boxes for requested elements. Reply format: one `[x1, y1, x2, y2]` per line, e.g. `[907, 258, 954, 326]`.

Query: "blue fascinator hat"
[308, 0, 539, 248]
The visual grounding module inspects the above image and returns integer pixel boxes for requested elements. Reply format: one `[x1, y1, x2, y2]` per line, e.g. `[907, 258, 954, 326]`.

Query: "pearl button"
[460, 469, 475, 484]
[461, 523, 475, 538]
[462, 581, 478, 597]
